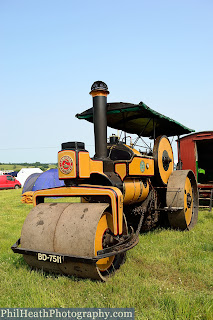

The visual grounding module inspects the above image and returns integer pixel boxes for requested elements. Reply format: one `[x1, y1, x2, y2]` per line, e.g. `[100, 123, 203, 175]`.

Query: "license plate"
[37, 253, 64, 263]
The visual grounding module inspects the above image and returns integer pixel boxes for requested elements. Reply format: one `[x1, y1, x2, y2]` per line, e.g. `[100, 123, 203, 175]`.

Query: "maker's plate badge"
[59, 156, 73, 174]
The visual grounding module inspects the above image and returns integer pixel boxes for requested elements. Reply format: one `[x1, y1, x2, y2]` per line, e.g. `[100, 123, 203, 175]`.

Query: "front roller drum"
[21, 203, 127, 281]
[166, 170, 198, 230]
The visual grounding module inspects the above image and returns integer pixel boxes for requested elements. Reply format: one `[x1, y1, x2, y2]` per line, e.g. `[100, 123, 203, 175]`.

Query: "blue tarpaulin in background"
[32, 169, 64, 191]
[22, 169, 64, 194]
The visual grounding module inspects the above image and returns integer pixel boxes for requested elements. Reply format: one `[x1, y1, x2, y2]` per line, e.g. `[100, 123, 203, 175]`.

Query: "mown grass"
[0, 189, 212, 319]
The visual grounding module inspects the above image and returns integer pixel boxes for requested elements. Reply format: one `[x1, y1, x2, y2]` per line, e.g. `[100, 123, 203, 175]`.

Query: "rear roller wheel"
[21, 203, 127, 281]
[166, 170, 198, 230]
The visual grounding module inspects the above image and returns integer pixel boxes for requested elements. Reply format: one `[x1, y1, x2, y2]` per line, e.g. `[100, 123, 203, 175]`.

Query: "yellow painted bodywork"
[129, 157, 154, 176]
[125, 145, 141, 156]
[89, 158, 103, 175]
[56, 144, 156, 236]
[115, 163, 127, 180]
[114, 145, 154, 180]
[58, 150, 103, 180]
[95, 212, 114, 271]
[184, 177, 193, 226]
[78, 152, 90, 178]
[123, 178, 149, 204]
[32, 185, 123, 236]
[58, 150, 76, 179]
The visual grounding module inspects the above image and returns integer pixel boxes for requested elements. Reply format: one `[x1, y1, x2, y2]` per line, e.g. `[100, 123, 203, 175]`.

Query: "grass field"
[0, 189, 212, 319]
[0, 164, 33, 171]
[0, 164, 57, 171]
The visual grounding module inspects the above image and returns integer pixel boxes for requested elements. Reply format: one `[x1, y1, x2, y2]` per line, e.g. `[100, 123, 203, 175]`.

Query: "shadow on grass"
[11, 255, 98, 283]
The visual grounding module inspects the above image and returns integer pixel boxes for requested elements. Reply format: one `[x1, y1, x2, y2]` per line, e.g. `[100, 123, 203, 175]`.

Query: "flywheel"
[21, 202, 127, 281]
[153, 135, 174, 186]
[166, 170, 198, 230]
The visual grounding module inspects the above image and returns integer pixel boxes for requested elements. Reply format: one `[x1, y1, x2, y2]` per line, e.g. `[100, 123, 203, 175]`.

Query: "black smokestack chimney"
[90, 81, 109, 159]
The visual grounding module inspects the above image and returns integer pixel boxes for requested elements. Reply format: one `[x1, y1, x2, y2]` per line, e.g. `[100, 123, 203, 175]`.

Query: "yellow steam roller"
[12, 81, 198, 281]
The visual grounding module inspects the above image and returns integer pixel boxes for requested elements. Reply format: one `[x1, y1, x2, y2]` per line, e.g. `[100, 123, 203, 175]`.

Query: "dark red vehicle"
[177, 131, 213, 210]
[0, 175, 21, 189]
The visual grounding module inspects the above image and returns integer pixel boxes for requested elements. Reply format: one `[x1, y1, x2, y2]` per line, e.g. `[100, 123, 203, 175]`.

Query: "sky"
[0, 0, 212, 163]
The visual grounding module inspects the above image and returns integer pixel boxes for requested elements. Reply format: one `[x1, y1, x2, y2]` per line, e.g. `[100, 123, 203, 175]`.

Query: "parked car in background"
[0, 175, 21, 189]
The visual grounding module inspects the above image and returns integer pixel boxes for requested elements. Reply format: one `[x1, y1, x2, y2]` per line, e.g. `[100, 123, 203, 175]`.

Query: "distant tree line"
[0, 162, 58, 172]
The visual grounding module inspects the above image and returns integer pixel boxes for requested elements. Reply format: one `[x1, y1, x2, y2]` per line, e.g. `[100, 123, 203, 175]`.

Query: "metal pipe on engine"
[90, 81, 109, 159]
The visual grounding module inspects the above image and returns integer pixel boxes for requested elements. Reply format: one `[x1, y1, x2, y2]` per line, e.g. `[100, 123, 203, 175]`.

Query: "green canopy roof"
[76, 102, 194, 137]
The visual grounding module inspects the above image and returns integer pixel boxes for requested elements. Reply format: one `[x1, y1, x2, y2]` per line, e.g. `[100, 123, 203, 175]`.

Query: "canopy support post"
[153, 118, 156, 141]
[133, 118, 152, 148]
